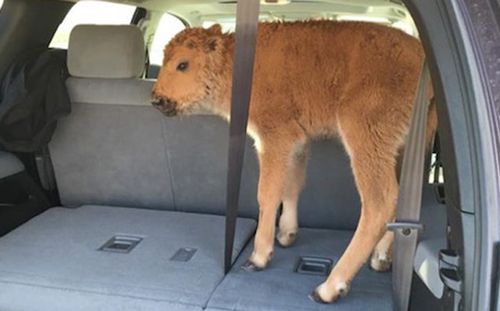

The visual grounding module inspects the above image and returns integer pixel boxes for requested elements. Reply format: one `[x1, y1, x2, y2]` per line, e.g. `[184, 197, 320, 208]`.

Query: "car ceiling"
[46, 0, 416, 34]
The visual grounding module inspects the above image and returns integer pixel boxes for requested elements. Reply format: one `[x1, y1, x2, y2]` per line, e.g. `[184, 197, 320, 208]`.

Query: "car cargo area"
[0, 183, 445, 311]
[0, 1, 449, 310]
[0, 208, 390, 311]
[0, 205, 255, 310]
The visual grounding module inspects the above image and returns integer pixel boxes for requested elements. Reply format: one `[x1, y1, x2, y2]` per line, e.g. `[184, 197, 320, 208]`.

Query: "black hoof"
[242, 260, 264, 272]
[308, 290, 328, 304]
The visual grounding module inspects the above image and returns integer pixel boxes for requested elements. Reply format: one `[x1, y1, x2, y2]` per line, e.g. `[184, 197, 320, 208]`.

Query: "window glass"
[149, 13, 186, 65]
[202, 20, 236, 33]
[49, 1, 136, 49]
[202, 14, 417, 37]
[201, 14, 275, 33]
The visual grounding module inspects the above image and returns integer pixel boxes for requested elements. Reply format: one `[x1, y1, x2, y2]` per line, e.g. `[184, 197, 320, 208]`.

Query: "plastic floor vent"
[295, 256, 334, 276]
[98, 235, 143, 253]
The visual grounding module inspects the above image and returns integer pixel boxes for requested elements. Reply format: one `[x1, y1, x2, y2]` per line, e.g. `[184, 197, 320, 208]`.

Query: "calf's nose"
[151, 98, 163, 108]
[163, 99, 178, 116]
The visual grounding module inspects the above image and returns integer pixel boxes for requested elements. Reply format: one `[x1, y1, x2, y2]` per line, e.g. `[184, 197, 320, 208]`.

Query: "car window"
[49, 1, 136, 49]
[202, 20, 236, 33]
[202, 14, 417, 37]
[149, 13, 186, 65]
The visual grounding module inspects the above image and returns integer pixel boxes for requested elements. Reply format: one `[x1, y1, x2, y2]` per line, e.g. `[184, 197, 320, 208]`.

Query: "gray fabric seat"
[207, 228, 392, 311]
[205, 185, 442, 311]
[0, 25, 257, 311]
[161, 117, 361, 230]
[49, 26, 362, 229]
[49, 78, 176, 209]
[50, 25, 176, 209]
[50, 23, 361, 228]
[0, 205, 255, 310]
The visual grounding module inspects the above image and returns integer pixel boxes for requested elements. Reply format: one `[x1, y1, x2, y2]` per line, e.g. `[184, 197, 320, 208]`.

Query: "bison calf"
[152, 21, 436, 303]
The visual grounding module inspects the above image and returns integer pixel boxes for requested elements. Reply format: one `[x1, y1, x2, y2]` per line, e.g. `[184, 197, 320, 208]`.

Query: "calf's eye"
[177, 62, 189, 72]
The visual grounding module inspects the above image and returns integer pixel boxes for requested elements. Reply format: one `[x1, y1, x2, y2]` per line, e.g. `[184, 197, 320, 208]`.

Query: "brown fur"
[152, 21, 437, 303]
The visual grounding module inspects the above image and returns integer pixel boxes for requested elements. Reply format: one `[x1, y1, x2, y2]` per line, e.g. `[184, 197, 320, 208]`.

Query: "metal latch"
[387, 221, 424, 236]
[439, 249, 462, 293]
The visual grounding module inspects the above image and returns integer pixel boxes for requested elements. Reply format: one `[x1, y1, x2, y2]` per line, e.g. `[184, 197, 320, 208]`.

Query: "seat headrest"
[68, 25, 145, 79]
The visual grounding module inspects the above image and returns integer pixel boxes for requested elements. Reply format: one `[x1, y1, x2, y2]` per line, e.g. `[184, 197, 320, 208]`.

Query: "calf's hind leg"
[277, 143, 309, 247]
[311, 120, 399, 303]
[371, 225, 394, 272]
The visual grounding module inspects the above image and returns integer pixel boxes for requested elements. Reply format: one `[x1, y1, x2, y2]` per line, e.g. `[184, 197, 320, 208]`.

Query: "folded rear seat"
[0, 206, 254, 311]
[206, 184, 444, 311]
[0, 25, 255, 311]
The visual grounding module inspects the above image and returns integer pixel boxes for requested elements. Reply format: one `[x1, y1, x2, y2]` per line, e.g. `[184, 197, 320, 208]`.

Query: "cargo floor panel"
[0, 205, 256, 310]
[0, 283, 203, 311]
[207, 228, 392, 311]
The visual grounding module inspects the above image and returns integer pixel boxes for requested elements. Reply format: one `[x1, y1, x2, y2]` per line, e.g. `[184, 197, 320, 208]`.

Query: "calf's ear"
[207, 24, 222, 35]
[204, 24, 223, 52]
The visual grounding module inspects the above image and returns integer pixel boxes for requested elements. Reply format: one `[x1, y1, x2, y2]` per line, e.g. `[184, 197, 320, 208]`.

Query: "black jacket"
[0, 48, 70, 152]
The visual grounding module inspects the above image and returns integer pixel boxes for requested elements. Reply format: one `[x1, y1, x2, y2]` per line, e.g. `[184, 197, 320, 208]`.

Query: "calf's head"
[152, 24, 225, 116]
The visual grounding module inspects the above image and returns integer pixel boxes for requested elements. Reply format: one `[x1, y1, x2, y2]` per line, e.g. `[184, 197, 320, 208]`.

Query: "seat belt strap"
[224, 0, 260, 274]
[388, 60, 431, 310]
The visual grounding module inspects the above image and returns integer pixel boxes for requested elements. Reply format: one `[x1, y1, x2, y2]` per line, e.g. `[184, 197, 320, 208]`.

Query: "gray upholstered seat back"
[50, 25, 176, 209]
[165, 119, 360, 230]
[49, 25, 361, 229]
[299, 141, 360, 230]
[50, 78, 177, 209]
[160, 115, 260, 218]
